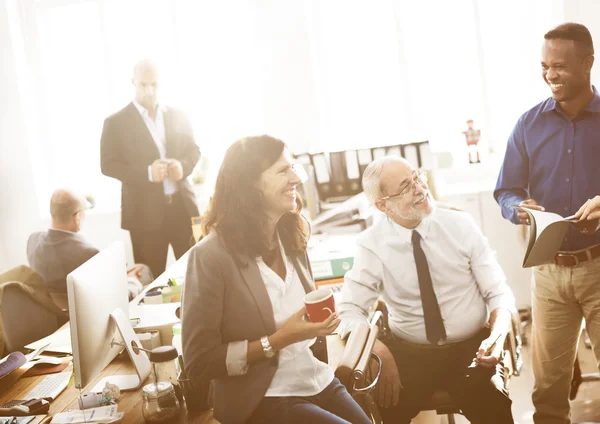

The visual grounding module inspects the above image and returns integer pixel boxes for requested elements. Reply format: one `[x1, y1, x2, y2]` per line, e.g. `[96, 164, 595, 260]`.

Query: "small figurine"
[463, 119, 481, 164]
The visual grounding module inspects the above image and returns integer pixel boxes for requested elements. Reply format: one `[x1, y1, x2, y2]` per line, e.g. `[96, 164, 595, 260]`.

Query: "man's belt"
[554, 244, 600, 267]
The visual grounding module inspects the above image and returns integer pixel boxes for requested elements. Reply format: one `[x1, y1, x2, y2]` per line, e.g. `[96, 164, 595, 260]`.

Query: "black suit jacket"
[100, 102, 200, 231]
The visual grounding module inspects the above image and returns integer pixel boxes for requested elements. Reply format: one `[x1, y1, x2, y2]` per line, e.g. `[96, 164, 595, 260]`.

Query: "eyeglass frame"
[379, 170, 428, 201]
[72, 195, 96, 216]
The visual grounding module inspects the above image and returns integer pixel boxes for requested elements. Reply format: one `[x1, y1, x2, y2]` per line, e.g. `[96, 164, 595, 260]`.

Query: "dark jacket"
[100, 102, 200, 231]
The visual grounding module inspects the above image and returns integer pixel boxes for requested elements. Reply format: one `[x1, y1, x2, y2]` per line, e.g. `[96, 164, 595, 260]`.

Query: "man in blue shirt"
[495, 23, 600, 424]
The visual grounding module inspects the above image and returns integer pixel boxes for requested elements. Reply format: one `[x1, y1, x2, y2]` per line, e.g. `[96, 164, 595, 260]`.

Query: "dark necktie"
[412, 230, 446, 344]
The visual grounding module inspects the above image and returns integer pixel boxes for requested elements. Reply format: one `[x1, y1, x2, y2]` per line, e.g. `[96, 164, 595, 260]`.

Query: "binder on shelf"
[357, 149, 372, 177]
[403, 144, 419, 169]
[344, 150, 362, 195]
[294, 152, 311, 164]
[310, 153, 332, 201]
[329, 151, 348, 197]
[311, 256, 355, 281]
[372, 147, 386, 160]
[417, 141, 433, 169]
[308, 233, 358, 281]
[386, 145, 402, 157]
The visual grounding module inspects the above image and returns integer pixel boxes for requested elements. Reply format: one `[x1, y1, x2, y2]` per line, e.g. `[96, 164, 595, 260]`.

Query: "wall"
[564, 0, 600, 84]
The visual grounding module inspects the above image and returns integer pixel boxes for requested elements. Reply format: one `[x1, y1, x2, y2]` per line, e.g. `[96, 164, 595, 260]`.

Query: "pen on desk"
[484, 332, 504, 356]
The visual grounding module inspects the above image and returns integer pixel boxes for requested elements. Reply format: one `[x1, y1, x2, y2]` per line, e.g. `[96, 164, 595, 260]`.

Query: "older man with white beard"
[337, 156, 516, 424]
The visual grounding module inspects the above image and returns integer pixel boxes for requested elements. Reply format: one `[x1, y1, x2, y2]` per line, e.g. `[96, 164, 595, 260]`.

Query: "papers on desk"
[51, 405, 123, 423]
[0, 343, 50, 380]
[312, 193, 373, 234]
[25, 327, 72, 355]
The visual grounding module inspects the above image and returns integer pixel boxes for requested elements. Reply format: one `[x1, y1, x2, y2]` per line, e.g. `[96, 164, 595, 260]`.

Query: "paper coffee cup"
[304, 288, 335, 323]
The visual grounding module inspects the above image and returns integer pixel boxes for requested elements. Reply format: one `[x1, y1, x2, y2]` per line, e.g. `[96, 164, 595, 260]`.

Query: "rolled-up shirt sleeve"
[337, 245, 383, 339]
[225, 340, 249, 376]
[467, 216, 517, 314]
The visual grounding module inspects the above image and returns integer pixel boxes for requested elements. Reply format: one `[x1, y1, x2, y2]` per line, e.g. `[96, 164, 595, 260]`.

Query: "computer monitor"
[67, 241, 150, 393]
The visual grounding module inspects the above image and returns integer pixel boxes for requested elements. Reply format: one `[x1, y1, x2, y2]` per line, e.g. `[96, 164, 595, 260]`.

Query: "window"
[11, 0, 562, 214]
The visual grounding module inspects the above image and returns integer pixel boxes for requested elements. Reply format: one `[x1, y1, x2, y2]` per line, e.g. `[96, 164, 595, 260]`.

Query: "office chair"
[1, 282, 66, 355]
[374, 301, 523, 424]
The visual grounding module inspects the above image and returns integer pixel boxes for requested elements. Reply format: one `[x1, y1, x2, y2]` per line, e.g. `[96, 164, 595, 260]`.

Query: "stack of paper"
[51, 405, 123, 423]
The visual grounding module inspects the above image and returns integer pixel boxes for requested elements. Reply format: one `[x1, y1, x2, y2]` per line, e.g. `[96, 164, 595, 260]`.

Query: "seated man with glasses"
[338, 156, 516, 423]
[27, 189, 152, 309]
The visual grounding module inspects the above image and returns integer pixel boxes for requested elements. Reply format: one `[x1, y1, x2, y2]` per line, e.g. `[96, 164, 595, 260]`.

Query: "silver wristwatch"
[260, 336, 276, 358]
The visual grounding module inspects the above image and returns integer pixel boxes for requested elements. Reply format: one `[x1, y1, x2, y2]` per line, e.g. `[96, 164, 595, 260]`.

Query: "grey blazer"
[181, 232, 317, 424]
[26, 229, 99, 293]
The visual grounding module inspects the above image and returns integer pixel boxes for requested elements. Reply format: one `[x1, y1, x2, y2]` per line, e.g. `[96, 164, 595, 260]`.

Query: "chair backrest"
[1, 284, 61, 353]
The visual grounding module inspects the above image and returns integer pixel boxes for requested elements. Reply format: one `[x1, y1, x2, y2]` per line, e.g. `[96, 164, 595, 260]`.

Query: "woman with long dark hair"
[182, 135, 370, 424]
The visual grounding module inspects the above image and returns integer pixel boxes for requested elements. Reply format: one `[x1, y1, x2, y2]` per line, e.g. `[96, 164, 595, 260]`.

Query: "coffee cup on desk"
[144, 291, 163, 305]
[304, 289, 335, 323]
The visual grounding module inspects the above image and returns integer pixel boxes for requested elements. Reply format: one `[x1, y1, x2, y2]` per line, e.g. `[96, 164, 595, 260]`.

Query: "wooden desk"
[0, 334, 346, 424]
[0, 250, 351, 424]
[0, 252, 192, 423]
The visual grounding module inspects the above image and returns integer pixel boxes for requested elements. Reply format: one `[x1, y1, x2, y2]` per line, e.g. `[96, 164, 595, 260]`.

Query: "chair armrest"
[334, 322, 370, 390]
[352, 323, 380, 392]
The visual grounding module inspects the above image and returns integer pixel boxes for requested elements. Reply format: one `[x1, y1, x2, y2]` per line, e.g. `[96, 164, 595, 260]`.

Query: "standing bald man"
[101, 59, 200, 277]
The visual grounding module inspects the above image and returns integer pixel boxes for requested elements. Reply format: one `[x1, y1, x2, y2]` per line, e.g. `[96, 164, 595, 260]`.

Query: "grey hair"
[50, 189, 86, 225]
[362, 156, 408, 204]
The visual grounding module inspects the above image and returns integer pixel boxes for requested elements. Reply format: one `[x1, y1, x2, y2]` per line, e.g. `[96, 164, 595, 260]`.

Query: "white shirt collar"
[132, 100, 166, 117]
[390, 211, 433, 244]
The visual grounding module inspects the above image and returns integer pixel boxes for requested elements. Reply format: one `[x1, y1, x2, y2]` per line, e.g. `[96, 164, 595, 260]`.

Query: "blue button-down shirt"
[494, 86, 600, 251]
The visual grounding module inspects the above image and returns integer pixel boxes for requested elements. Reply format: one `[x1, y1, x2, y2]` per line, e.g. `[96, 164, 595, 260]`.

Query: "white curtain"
[10, 0, 563, 212]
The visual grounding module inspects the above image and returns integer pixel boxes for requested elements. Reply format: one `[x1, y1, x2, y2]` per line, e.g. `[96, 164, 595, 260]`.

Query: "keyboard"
[23, 371, 71, 400]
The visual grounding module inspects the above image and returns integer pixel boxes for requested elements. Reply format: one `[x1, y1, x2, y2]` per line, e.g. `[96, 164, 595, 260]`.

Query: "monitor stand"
[90, 308, 151, 393]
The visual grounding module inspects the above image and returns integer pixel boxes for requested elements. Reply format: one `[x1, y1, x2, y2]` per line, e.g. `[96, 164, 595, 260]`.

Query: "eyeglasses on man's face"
[380, 170, 428, 201]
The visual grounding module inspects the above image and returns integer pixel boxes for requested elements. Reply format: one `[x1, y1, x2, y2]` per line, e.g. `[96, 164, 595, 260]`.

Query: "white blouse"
[225, 240, 334, 397]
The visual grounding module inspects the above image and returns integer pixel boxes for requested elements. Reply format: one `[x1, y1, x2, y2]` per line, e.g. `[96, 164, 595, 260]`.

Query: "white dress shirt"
[132, 100, 176, 195]
[225, 238, 334, 396]
[338, 208, 516, 345]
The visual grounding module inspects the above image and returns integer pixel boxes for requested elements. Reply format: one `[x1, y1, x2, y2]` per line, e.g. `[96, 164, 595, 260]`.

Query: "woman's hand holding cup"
[274, 307, 340, 348]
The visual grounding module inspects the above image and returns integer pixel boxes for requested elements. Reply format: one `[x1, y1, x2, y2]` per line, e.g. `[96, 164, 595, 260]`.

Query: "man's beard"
[389, 192, 435, 221]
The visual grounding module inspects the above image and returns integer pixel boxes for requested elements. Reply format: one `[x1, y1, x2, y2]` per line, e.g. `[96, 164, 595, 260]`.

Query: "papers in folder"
[25, 326, 72, 354]
[512, 206, 578, 267]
